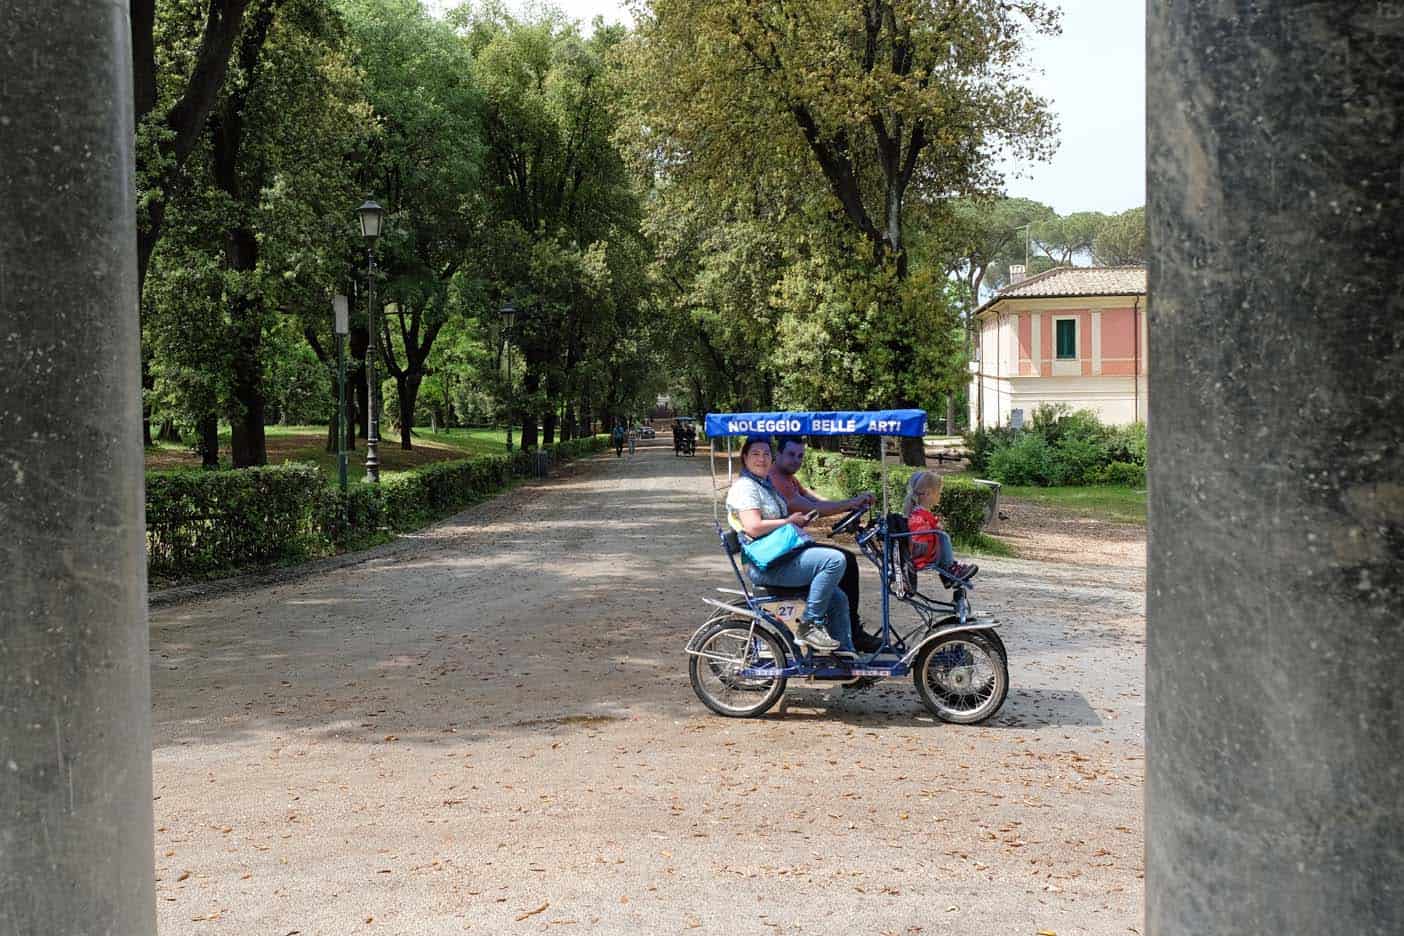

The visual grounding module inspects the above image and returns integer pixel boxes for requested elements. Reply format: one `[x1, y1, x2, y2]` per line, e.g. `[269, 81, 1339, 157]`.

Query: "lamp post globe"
[359, 198, 384, 482]
[357, 199, 384, 241]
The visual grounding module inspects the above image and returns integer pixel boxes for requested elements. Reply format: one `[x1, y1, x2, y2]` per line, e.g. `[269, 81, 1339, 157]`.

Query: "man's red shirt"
[767, 468, 811, 511]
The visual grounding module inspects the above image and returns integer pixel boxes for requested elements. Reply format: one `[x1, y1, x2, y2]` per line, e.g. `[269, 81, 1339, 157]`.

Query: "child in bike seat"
[903, 471, 977, 581]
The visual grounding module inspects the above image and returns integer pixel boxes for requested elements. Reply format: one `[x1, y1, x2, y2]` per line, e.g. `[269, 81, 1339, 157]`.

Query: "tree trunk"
[562, 405, 576, 441]
[227, 289, 266, 468]
[542, 409, 557, 446]
[141, 357, 154, 446]
[397, 374, 421, 450]
[197, 415, 219, 468]
[945, 395, 956, 435]
[157, 419, 182, 443]
[899, 435, 925, 468]
[520, 363, 541, 450]
[208, 3, 277, 469]
[229, 362, 267, 466]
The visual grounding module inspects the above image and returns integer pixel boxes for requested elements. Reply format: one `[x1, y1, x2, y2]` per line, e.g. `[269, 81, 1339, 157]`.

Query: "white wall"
[968, 308, 1146, 428]
[1004, 376, 1146, 425]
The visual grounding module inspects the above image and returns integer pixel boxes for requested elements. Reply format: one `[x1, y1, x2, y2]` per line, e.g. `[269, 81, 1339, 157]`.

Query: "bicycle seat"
[751, 584, 810, 600]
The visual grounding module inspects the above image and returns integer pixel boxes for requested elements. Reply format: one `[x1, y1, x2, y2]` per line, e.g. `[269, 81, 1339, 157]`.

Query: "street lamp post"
[357, 199, 384, 482]
[499, 300, 517, 452]
[333, 294, 350, 492]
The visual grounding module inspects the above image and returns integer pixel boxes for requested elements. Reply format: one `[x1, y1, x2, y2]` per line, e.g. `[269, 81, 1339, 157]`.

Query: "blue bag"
[741, 523, 806, 570]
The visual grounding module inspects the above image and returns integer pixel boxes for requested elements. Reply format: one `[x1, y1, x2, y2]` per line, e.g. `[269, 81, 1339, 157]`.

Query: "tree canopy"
[134, 0, 1134, 470]
[620, 0, 1059, 460]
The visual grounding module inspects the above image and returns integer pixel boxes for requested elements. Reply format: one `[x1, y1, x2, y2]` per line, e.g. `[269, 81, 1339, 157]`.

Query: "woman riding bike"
[725, 435, 855, 656]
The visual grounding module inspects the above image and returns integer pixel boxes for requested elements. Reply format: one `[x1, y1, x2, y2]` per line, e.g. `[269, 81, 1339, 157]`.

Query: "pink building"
[968, 266, 1147, 428]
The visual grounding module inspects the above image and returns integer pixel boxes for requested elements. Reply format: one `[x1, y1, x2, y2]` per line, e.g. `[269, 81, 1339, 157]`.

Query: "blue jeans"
[933, 530, 955, 568]
[751, 546, 854, 652]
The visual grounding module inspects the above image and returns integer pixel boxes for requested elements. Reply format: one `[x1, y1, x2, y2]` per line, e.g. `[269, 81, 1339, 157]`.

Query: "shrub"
[315, 484, 389, 550]
[974, 407, 1147, 487]
[146, 464, 324, 579]
[1051, 434, 1111, 486]
[934, 480, 994, 536]
[796, 450, 994, 536]
[963, 425, 1018, 474]
[146, 435, 609, 584]
[796, 450, 844, 492]
[381, 455, 514, 529]
[987, 432, 1057, 486]
[1029, 402, 1074, 440]
[1105, 422, 1147, 466]
[1094, 460, 1147, 487]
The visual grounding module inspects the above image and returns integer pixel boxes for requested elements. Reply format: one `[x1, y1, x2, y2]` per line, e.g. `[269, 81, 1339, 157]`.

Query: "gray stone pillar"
[1147, 4, 1402, 935]
[0, 2, 155, 933]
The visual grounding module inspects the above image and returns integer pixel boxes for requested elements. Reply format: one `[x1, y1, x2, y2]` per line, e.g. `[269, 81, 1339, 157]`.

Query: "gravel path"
[151, 440, 1145, 935]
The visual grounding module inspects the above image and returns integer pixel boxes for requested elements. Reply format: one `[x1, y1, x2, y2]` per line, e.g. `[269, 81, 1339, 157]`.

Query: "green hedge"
[147, 464, 326, 578]
[966, 405, 1146, 487]
[796, 451, 994, 536]
[148, 435, 608, 583]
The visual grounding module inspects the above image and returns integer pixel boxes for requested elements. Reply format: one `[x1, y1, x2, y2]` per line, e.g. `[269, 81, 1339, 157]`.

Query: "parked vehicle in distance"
[638, 424, 656, 439]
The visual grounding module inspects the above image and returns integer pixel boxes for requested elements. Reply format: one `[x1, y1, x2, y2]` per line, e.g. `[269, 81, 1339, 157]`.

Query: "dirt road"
[151, 441, 1145, 935]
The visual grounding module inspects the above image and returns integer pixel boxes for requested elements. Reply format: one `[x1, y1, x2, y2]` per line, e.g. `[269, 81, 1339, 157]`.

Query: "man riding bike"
[769, 435, 883, 653]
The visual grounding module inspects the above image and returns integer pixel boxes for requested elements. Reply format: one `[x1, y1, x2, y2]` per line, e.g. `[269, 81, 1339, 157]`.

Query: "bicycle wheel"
[689, 622, 788, 718]
[913, 630, 1008, 724]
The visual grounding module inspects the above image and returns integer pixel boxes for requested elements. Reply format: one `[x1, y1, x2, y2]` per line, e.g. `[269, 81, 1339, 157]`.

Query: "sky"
[428, 0, 1146, 215]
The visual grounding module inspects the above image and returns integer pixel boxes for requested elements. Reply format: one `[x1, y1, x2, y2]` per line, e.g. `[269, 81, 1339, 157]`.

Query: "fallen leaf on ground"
[515, 902, 550, 921]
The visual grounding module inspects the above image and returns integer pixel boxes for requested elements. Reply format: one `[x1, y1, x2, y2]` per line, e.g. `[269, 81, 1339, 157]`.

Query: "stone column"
[1147, 4, 1402, 935]
[0, 2, 155, 933]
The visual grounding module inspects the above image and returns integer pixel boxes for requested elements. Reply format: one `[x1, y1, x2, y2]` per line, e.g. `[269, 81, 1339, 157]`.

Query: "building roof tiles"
[975, 265, 1146, 317]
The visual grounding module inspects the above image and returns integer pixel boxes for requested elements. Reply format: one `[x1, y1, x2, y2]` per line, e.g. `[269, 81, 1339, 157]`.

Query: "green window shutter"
[1056, 319, 1077, 359]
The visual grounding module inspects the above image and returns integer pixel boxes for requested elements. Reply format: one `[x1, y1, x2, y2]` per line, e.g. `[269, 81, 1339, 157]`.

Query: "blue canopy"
[705, 410, 927, 438]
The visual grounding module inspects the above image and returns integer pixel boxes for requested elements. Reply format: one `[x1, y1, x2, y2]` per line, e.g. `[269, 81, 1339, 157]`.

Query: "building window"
[1055, 319, 1077, 360]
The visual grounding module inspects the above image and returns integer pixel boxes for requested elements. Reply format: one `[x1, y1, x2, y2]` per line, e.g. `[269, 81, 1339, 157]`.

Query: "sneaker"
[794, 618, 840, 652]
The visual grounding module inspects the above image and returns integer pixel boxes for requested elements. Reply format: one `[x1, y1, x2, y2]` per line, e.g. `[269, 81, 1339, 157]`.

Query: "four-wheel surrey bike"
[685, 410, 1009, 723]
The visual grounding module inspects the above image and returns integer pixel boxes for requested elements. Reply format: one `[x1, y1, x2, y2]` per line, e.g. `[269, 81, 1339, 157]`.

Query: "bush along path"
[965, 405, 1147, 488]
[792, 449, 1013, 556]
[146, 436, 608, 587]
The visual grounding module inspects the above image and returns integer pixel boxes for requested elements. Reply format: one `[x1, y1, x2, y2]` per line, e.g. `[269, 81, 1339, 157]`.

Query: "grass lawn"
[953, 531, 1017, 558]
[944, 472, 1147, 525]
[145, 425, 515, 484]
